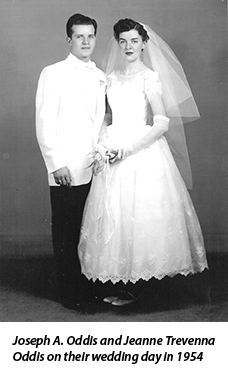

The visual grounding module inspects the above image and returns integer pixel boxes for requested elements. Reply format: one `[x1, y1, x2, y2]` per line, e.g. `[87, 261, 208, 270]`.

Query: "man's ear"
[67, 37, 72, 46]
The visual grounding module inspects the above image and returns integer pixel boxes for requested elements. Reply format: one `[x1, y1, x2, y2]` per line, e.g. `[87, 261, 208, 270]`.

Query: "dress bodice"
[106, 68, 162, 147]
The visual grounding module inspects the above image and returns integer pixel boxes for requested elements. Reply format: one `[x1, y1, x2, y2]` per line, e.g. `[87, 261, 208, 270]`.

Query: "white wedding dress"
[78, 68, 208, 284]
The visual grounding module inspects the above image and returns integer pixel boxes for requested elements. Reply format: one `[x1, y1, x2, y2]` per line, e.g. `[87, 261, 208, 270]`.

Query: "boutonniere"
[99, 79, 106, 87]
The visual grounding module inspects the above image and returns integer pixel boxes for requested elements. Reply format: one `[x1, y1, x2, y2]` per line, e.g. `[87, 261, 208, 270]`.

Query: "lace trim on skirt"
[81, 263, 208, 285]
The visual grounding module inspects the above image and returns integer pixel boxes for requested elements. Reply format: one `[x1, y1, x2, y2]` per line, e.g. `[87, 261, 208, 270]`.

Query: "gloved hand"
[123, 115, 170, 158]
[109, 115, 170, 163]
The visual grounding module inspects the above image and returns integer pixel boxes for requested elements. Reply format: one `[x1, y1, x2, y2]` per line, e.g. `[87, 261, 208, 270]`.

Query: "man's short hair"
[66, 13, 97, 38]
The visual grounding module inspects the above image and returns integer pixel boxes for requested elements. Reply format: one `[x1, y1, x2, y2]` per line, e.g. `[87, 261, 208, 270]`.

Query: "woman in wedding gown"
[78, 19, 208, 306]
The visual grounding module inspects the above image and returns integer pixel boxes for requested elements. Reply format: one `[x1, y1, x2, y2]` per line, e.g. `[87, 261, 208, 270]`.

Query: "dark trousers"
[50, 183, 91, 305]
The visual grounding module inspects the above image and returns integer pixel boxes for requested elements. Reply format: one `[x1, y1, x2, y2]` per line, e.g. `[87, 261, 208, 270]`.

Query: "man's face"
[68, 24, 96, 62]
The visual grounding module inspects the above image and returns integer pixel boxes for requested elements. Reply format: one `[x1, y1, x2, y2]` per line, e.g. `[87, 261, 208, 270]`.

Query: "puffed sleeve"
[143, 69, 163, 102]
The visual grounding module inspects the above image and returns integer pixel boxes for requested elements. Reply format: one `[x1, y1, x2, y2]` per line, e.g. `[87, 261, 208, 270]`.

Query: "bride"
[78, 18, 208, 306]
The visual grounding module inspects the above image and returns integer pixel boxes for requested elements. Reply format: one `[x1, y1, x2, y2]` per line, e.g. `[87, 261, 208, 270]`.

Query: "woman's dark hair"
[113, 19, 149, 42]
[66, 13, 97, 38]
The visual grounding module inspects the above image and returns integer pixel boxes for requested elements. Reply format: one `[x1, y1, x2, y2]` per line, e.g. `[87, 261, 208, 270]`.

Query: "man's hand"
[53, 167, 72, 187]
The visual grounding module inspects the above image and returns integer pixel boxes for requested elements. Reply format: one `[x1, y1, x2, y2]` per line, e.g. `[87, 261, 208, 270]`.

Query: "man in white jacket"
[36, 13, 106, 310]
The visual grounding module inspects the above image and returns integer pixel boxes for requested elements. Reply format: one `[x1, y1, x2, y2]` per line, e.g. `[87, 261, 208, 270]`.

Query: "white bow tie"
[84, 61, 96, 70]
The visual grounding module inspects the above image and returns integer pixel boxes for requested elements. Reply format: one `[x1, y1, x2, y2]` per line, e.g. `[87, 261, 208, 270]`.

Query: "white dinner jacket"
[36, 53, 106, 186]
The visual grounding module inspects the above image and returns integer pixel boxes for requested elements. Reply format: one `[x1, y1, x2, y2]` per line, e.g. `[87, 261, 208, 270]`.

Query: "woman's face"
[118, 29, 146, 63]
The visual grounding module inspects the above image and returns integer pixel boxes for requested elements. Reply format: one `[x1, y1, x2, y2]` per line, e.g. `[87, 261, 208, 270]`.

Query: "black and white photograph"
[0, 1, 227, 373]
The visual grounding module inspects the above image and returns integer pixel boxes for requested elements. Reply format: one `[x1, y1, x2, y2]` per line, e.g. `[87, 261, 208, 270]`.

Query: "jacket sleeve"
[35, 66, 66, 173]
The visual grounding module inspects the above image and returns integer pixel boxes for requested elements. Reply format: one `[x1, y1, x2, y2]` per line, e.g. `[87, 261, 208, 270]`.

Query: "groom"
[36, 13, 106, 309]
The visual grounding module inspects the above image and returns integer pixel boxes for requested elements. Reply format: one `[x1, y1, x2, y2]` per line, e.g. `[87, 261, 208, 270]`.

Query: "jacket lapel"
[93, 79, 106, 144]
[82, 69, 106, 128]
[65, 54, 106, 137]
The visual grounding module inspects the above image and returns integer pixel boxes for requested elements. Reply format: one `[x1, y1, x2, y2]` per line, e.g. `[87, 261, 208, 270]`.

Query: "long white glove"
[121, 115, 170, 159]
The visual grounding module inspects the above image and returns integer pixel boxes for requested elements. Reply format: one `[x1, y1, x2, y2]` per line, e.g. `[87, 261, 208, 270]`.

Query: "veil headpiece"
[102, 23, 200, 189]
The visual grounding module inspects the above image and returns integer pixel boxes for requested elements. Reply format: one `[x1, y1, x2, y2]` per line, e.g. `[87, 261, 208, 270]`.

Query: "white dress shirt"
[36, 53, 106, 186]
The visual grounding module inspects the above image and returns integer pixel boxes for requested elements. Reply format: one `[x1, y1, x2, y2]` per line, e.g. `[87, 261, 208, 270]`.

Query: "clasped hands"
[53, 148, 124, 185]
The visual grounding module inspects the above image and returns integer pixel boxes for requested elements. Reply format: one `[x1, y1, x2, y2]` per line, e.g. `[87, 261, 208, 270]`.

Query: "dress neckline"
[118, 67, 148, 77]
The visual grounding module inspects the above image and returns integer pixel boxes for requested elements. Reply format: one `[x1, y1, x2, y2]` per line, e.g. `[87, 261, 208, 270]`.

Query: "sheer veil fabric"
[102, 24, 200, 189]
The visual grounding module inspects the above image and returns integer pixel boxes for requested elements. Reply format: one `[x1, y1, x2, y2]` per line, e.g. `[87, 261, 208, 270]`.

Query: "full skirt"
[78, 136, 208, 284]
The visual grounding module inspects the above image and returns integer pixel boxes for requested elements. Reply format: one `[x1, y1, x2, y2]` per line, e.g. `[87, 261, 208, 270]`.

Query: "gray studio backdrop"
[0, 0, 227, 252]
